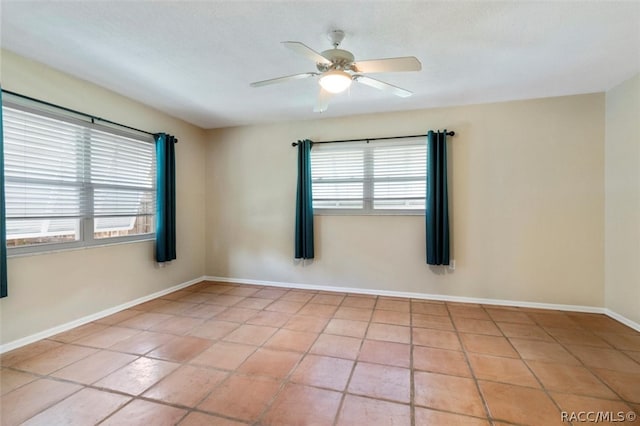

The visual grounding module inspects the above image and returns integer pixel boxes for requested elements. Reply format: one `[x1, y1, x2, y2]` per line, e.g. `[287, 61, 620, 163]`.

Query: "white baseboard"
[4, 274, 637, 354]
[604, 309, 640, 332]
[206, 275, 640, 332]
[0, 276, 207, 354]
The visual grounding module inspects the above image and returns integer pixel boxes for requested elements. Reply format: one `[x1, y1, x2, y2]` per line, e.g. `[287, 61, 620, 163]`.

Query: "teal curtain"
[295, 139, 314, 259]
[426, 130, 450, 265]
[0, 89, 6, 297]
[155, 133, 177, 263]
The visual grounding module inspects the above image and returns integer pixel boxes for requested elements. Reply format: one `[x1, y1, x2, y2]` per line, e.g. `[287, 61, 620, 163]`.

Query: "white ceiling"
[1, 1, 639, 129]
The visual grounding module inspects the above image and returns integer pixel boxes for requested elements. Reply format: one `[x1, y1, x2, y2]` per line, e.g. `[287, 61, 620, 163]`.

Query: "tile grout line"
[91, 283, 288, 426]
[450, 304, 640, 416]
[521, 311, 582, 426]
[95, 397, 138, 425]
[409, 302, 497, 423]
[526, 311, 639, 413]
[491, 307, 640, 424]
[409, 298, 416, 426]
[447, 302, 496, 425]
[2, 341, 148, 425]
[4, 298, 494, 424]
[3, 281, 639, 425]
[492, 308, 570, 425]
[237, 286, 313, 425]
[331, 293, 377, 426]
[251, 289, 339, 426]
[499, 309, 600, 426]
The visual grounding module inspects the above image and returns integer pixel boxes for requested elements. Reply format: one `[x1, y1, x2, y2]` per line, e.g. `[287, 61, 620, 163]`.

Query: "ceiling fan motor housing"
[318, 49, 355, 72]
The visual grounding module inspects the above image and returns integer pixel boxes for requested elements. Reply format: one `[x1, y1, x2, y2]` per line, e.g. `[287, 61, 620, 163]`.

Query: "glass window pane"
[94, 215, 154, 239]
[311, 149, 364, 181]
[6, 218, 80, 247]
[3, 102, 157, 252]
[94, 188, 155, 217]
[5, 181, 82, 218]
[90, 129, 155, 188]
[373, 145, 425, 178]
[310, 140, 426, 213]
[373, 199, 425, 210]
[374, 181, 426, 199]
[312, 182, 363, 200]
[312, 200, 364, 209]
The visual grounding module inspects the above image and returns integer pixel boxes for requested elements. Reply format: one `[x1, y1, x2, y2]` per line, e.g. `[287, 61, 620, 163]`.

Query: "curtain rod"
[2, 89, 177, 142]
[291, 131, 455, 147]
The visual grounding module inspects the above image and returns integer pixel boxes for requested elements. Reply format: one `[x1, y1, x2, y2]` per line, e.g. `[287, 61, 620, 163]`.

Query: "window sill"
[313, 209, 425, 216]
[7, 235, 155, 258]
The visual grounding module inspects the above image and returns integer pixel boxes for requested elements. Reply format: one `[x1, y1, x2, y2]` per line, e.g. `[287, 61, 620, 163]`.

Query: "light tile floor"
[1, 281, 639, 425]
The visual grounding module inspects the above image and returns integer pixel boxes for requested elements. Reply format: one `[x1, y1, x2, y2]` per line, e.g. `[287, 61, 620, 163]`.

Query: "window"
[3, 101, 156, 254]
[311, 138, 426, 214]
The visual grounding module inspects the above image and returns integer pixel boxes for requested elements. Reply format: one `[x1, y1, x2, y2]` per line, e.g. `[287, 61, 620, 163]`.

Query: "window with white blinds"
[310, 138, 426, 214]
[3, 102, 156, 253]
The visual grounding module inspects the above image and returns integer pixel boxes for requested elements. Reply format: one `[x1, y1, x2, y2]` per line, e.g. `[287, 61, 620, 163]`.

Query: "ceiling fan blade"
[282, 41, 332, 65]
[250, 72, 318, 87]
[354, 75, 413, 98]
[352, 56, 422, 73]
[313, 88, 332, 113]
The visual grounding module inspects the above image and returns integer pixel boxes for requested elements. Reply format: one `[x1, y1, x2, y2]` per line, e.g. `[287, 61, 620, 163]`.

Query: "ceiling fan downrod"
[328, 29, 345, 49]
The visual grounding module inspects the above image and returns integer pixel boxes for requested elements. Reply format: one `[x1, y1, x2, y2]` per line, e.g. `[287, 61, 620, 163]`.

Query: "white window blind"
[3, 102, 156, 252]
[310, 138, 426, 214]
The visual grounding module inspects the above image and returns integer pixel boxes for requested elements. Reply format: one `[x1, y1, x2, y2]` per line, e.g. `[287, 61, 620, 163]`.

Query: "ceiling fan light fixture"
[251, 31, 421, 112]
[319, 70, 352, 93]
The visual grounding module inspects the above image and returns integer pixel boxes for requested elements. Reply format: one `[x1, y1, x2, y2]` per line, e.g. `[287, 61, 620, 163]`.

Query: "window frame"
[311, 139, 426, 216]
[3, 100, 157, 257]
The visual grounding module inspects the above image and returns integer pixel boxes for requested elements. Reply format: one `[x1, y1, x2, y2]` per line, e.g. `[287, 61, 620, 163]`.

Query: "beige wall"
[605, 73, 640, 325]
[0, 49, 619, 346]
[0, 50, 208, 345]
[206, 94, 605, 307]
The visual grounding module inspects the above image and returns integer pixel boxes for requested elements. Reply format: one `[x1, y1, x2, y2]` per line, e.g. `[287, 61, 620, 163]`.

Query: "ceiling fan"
[250, 30, 422, 112]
